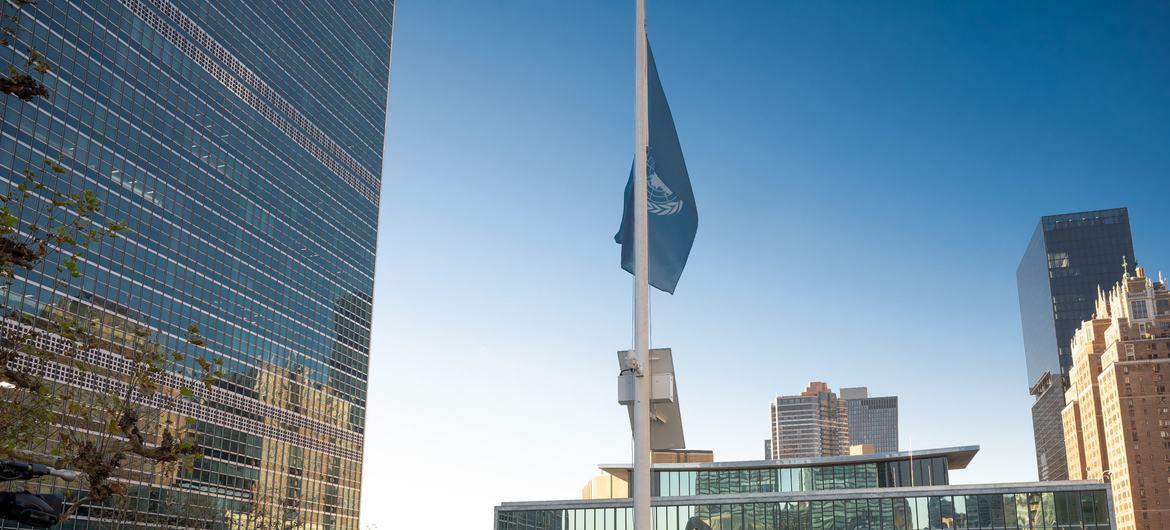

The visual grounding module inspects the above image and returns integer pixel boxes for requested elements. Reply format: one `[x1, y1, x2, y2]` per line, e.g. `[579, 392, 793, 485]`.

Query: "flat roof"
[598, 446, 979, 475]
[498, 480, 1110, 511]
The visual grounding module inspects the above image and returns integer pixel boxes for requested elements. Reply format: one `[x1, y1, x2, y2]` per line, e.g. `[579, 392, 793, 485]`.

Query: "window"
[1048, 252, 1070, 268]
[1132, 300, 1150, 320]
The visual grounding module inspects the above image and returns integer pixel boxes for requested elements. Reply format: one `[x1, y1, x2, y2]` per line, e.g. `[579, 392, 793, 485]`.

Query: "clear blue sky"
[360, 2, 1170, 528]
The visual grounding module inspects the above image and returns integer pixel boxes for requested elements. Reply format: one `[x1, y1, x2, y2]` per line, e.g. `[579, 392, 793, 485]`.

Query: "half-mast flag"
[615, 41, 698, 294]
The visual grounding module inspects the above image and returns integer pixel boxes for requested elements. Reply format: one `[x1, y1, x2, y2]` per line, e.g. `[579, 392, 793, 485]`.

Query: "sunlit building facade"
[1062, 267, 1170, 530]
[0, 0, 391, 528]
[496, 447, 1116, 530]
[771, 382, 851, 459]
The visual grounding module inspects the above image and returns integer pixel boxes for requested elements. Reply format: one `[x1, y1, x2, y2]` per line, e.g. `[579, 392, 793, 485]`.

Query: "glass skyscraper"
[1016, 208, 1134, 481]
[1, 1, 391, 528]
[841, 387, 899, 454]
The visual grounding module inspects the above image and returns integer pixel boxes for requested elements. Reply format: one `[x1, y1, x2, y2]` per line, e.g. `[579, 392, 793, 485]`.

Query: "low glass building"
[496, 447, 1114, 530]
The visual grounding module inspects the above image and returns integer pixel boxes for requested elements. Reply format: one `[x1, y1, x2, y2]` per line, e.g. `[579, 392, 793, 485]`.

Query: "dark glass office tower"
[1016, 207, 1134, 481]
[0, 1, 391, 528]
[841, 387, 899, 454]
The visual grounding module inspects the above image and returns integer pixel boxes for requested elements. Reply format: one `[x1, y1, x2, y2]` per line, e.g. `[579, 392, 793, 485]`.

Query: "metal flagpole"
[631, 0, 651, 529]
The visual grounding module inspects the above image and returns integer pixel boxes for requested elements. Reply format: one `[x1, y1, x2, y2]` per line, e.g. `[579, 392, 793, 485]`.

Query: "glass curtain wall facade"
[1016, 208, 1133, 481]
[843, 391, 899, 454]
[1018, 209, 1135, 387]
[1029, 376, 1067, 483]
[503, 448, 1113, 530]
[651, 457, 949, 497]
[0, 1, 391, 529]
[497, 486, 1113, 530]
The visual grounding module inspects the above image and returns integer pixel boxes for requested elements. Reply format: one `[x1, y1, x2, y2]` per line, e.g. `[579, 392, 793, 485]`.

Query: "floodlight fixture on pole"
[618, 348, 685, 451]
[0, 460, 79, 483]
[0, 459, 79, 528]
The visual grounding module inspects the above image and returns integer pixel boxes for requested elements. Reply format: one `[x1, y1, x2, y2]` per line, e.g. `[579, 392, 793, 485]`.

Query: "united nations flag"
[614, 41, 698, 294]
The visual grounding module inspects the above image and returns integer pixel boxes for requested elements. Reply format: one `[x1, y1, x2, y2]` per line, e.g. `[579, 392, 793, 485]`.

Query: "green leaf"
[43, 158, 65, 173]
[59, 256, 81, 278]
[179, 387, 195, 397]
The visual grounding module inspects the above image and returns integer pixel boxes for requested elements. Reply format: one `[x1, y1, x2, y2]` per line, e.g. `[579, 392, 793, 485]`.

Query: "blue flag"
[615, 42, 698, 294]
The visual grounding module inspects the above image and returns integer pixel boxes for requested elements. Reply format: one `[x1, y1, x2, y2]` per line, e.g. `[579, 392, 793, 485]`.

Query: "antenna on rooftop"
[908, 435, 914, 487]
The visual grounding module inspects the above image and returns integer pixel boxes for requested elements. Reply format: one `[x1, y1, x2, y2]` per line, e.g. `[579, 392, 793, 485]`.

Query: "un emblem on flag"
[646, 155, 683, 216]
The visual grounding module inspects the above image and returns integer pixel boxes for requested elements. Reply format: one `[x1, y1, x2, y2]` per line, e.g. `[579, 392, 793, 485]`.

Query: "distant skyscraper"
[1029, 375, 1068, 481]
[0, 1, 392, 528]
[770, 382, 849, 459]
[1017, 207, 1134, 481]
[841, 387, 899, 454]
[1062, 267, 1170, 530]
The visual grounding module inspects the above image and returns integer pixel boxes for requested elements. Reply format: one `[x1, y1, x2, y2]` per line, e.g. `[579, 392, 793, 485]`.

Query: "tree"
[0, 0, 51, 101]
[0, 0, 221, 523]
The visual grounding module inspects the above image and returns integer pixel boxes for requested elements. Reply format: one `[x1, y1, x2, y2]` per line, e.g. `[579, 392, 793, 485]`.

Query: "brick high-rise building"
[1062, 266, 1170, 530]
[770, 382, 850, 459]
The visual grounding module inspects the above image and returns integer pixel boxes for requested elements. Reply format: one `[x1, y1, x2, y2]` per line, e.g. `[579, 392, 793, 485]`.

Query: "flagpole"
[631, 0, 651, 529]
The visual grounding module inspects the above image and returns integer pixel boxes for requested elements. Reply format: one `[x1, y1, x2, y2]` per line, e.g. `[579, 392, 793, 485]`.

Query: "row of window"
[498, 491, 1111, 530]
[651, 459, 949, 497]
